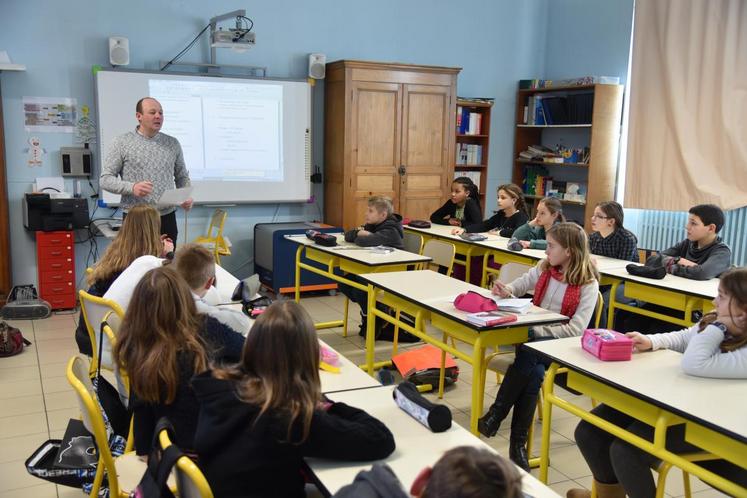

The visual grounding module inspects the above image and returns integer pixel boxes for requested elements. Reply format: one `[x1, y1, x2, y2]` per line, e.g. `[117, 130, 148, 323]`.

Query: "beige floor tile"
[573, 474, 593, 491]
[32, 327, 75, 342]
[0, 379, 42, 400]
[39, 361, 69, 380]
[0, 395, 45, 418]
[0, 412, 48, 439]
[661, 464, 714, 497]
[46, 407, 80, 434]
[0, 366, 40, 383]
[689, 487, 730, 498]
[37, 349, 78, 366]
[0, 482, 58, 498]
[41, 376, 72, 395]
[542, 444, 592, 480]
[0, 350, 40, 369]
[0, 433, 49, 464]
[530, 465, 571, 485]
[32, 318, 75, 332]
[43, 391, 78, 411]
[35, 338, 77, 355]
[550, 479, 586, 496]
[56, 485, 87, 497]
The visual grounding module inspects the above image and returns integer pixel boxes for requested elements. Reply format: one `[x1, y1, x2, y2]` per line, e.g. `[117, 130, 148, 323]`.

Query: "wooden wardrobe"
[0, 85, 10, 305]
[323, 60, 461, 230]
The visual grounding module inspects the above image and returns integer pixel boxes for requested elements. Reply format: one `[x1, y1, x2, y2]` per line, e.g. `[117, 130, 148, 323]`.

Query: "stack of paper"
[491, 298, 533, 314]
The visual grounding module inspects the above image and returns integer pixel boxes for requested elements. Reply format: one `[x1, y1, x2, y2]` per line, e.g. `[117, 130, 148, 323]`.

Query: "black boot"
[508, 391, 538, 471]
[477, 366, 531, 438]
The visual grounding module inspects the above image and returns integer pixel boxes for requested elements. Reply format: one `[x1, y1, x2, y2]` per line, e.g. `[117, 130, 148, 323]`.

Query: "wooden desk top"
[306, 386, 560, 497]
[526, 337, 747, 443]
[358, 270, 567, 330]
[285, 234, 432, 267]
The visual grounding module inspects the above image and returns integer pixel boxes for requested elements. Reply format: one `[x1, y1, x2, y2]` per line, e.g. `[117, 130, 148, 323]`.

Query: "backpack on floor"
[0, 321, 32, 357]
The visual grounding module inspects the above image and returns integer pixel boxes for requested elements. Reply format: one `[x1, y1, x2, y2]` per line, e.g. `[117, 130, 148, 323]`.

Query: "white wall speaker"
[109, 37, 130, 66]
[308, 53, 326, 80]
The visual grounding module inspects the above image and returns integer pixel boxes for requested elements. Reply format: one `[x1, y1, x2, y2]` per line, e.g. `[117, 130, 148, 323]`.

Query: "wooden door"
[399, 84, 453, 220]
[347, 81, 402, 229]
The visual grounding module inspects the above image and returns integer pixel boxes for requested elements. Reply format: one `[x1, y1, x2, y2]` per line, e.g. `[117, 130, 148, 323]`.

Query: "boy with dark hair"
[333, 446, 523, 498]
[661, 204, 731, 280]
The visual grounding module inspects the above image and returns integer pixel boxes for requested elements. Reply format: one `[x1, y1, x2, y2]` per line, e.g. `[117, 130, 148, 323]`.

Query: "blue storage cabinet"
[253, 222, 340, 294]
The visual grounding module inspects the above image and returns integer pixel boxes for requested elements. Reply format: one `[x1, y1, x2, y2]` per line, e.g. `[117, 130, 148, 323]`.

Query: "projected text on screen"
[149, 79, 284, 182]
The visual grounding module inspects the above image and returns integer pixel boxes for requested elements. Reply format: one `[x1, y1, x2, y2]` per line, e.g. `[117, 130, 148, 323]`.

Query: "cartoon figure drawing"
[76, 105, 97, 145]
[24, 136, 46, 167]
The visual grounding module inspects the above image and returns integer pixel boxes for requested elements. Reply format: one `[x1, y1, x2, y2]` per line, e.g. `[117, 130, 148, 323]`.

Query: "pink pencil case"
[581, 329, 634, 361]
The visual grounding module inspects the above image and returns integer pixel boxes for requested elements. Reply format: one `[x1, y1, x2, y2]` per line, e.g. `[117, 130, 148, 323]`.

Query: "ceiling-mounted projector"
[211, 28, 255, 49]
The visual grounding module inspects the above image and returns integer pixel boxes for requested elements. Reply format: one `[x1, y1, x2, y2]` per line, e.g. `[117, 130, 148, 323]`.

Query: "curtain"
[624, 0, 747, 210]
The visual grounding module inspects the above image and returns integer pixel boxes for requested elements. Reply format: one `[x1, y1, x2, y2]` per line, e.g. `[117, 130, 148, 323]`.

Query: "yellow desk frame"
[293, 244, 420, 330]
[362, 281, 533, 435]
[539, 363, 747, 497]
[601, 275, 714, 329]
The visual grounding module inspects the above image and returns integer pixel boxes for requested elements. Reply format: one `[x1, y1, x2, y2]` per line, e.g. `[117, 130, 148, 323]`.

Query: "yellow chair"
[193, 209, 231, 264]
[403, 231, 424, 255]
[78, 290, 125, 375]
[159, 428, 214, 498]
[66, 355, 158, 497]
[422, 239, 456, 275]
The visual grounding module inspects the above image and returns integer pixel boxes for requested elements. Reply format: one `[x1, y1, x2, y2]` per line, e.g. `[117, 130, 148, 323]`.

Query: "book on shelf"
[465, 310, 518, 327]
[522, 92, 594, 125]
[455, 144, 483, 165]
[457, 107, 483, 135]
[519, 76, 620, 90]
[457, 96, 495, 104]
[455, 170, 481, 186]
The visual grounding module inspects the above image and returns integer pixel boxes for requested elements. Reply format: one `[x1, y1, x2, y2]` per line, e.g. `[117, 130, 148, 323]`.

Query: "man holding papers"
[100, 97, 193, 242]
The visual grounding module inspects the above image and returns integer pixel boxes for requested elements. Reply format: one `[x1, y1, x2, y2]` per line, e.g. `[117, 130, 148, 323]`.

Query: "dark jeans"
[338, 274, 369, 315]
[122, 210, 178, 244]
[575, 404, 747, 498]
[512, 337, 555, 395]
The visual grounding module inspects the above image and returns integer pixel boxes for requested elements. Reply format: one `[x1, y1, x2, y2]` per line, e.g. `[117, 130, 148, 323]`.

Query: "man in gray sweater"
[100, 97, 192, 242]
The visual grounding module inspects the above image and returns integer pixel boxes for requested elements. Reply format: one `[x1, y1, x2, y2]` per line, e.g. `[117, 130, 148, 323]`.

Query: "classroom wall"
[0, 0, 552, 287]
[1, 0, 637, 289]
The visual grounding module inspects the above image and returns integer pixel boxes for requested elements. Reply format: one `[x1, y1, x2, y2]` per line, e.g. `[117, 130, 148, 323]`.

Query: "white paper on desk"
[157, 186, 193, 207]
[491, 298, 533, 314]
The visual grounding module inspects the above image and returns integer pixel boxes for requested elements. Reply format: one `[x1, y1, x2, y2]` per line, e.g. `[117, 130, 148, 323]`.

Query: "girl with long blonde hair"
[75, 205, 173, 355]
[113, 266, 244, 455]
[479, 223, 599, 471]
[192, 300, 395, 498]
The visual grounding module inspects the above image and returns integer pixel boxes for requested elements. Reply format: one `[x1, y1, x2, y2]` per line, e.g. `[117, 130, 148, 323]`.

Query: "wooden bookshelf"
[454, 99, 492, 212]
[512, 83, 623, 231]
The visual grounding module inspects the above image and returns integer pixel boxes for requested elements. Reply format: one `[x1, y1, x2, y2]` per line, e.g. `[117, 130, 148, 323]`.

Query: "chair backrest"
[422, 240, 456, 275]
[593, 291, 604, 329]
[403, 232, 424, 255]
[67, 355, 123, 496]
[78, 290, 125, 374]
[497, 262, 533, 285]
[159, 428, 214, 498]
[207, 209, 227, 239]
[102, 311, 130, 407]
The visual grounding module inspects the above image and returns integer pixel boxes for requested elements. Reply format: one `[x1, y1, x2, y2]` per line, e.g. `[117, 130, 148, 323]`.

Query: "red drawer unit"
[36, 231, 76, 310]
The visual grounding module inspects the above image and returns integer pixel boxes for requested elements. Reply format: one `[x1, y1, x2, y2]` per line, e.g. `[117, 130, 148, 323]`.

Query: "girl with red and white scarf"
[478, 223, 600, 471]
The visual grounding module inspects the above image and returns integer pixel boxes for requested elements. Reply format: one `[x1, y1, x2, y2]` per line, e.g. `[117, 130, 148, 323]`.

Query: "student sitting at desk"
[453, 183, 529, 237]
[340, 196, 417, 341]
[75, 205, 173, 355]
[512, 196, 565, 250]
[569, 267, 747, 498]
[588, 201, 639, 262]
[174, 244, 251, 336]
[113, 266, 245, 456]
[430, 176, 482, 227]
[193, 301, 395, 498]
[478, 223, 599, 471]
[660, 204, 731, 280]
[334, 446, 522, 498]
